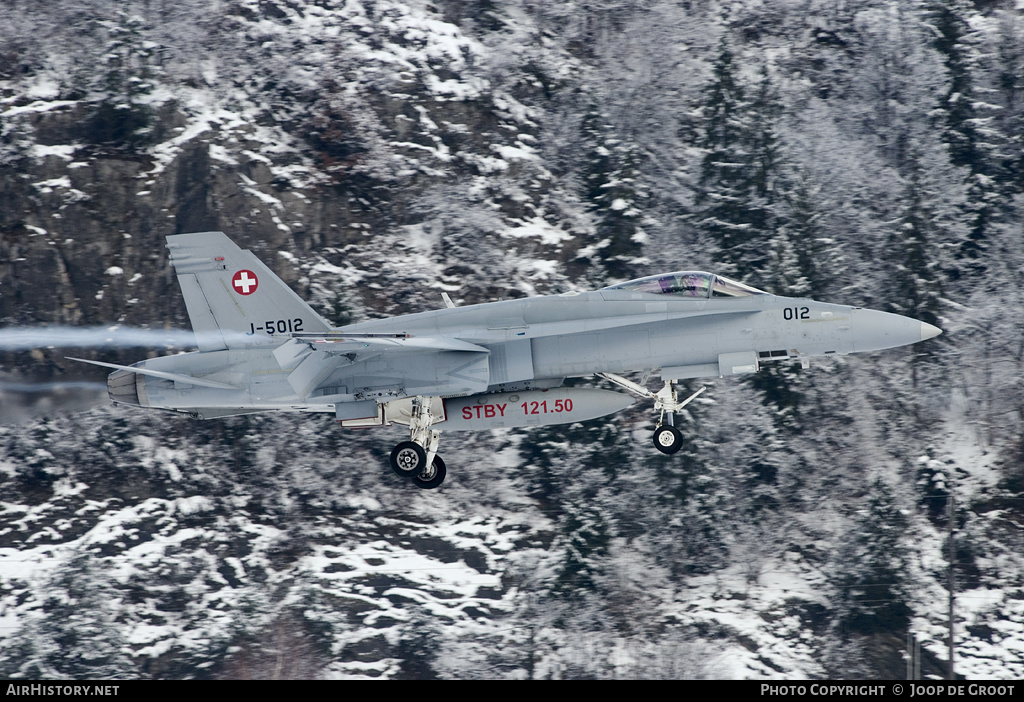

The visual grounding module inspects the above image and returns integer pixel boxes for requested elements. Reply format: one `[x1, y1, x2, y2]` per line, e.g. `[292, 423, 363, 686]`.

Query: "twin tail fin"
[167, 232, 331, 351]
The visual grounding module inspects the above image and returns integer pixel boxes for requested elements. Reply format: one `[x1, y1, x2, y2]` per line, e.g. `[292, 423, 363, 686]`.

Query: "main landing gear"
[599, 373, 706, 455]
[388, 396, 447, 489]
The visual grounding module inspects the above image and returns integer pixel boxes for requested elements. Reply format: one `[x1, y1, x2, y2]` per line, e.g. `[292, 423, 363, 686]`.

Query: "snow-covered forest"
[1, 0, 1023, 679]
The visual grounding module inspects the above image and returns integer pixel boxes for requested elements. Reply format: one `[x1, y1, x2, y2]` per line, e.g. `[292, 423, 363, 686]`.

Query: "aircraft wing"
[289, 332, 489, 354]
[273, 334, 490, 400]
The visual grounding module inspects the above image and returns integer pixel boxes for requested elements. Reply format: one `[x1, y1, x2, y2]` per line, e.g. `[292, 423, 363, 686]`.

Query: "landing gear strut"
[599, 373, 706, 455]
[389, 396, 447, 489]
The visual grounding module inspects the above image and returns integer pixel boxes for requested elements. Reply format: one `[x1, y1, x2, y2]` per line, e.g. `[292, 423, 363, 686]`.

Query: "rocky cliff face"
[1, 0, 588, 379]
[2, 0, 1024, 680]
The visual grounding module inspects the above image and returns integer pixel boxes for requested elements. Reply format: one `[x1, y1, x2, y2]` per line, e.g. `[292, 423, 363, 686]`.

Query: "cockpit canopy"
[602, 271, 767, 298]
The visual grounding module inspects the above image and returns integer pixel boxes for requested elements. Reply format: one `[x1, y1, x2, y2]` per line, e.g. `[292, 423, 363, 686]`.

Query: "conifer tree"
[0, 554, 134, 679]
[887, 150, 944, 333]
[580, 105, 643, 281]
[927, 0, 1000, 267]
[694, 39, 758, 279]
[695, 47, 786, 282]
[91, 11, 155, 148]
[694, 47, 805, 425]
[552, 493, 611, 597]
[747, 65, 784, 253]
[834, 478, 911, 636]
[994, 14, 1024, 194]
[770, 174, 833, 299]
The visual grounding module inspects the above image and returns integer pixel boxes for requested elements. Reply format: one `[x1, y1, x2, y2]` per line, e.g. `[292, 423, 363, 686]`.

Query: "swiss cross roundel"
[232, 269, 259, 295]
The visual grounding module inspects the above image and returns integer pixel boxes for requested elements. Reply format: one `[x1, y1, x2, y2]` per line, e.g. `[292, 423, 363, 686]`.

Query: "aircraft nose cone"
[852, 309, 940, 352]
[921, 322, 942, 341]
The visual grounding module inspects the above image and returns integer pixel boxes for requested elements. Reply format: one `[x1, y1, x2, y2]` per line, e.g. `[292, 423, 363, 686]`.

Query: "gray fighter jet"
[72, 232, 941, 489]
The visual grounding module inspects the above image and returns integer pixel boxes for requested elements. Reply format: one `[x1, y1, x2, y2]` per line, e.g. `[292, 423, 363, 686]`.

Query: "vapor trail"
[0, 326, 199, 350]
[0, 381, 108, 393]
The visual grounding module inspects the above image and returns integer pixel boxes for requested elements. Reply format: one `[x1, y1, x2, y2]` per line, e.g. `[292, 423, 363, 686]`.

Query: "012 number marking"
[783, 307, 810, 321]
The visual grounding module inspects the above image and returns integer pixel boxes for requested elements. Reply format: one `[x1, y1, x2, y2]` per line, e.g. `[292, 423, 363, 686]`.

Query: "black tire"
[413, 455, 447, 490]
[390, 441, 427, 478]
[653, 425, 683, 454]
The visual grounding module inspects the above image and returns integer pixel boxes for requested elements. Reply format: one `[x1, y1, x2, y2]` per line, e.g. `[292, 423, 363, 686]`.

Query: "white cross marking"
[234, 271, 256, 294]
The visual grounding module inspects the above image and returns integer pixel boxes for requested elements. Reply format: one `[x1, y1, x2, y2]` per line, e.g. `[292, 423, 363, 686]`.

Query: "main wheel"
[653, 425, 683, 455]
[413, 455, 447, 490]
[390, 441, 427, 478]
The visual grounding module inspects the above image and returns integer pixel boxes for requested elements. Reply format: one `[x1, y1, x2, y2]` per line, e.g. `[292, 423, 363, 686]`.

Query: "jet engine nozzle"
[107, 367, 145, 407]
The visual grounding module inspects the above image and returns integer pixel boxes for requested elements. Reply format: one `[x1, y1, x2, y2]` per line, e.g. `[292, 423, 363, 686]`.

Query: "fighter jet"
[71, 231, 941, 489]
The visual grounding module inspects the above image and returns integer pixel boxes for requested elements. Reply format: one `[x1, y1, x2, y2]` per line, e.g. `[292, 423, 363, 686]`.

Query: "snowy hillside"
[2, 0, 1024, 679]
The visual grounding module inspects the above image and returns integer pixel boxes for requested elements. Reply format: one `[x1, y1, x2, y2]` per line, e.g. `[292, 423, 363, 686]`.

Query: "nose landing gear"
[599, 373, 706, 455]
[653, 424, 683, 454]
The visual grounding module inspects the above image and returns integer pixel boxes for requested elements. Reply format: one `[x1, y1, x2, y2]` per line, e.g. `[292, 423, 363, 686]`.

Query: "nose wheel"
[653, 425, 683, 454]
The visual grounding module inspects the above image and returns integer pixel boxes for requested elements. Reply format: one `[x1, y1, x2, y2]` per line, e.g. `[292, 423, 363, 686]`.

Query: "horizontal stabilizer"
[66, 357, 240, 390]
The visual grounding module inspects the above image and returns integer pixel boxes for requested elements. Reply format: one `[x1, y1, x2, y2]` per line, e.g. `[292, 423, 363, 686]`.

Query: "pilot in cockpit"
[679, 273, 710, 296]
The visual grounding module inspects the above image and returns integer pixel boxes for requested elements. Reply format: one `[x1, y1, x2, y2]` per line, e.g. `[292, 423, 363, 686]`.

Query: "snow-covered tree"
[693, 39, 761, 280]
[833, 478, 911, 636]
[578, 105, 644, 282]
[926, 0, 1003, 267]
[885, 149, 944, 333]
[0, 554, 134, 679]
[89, 11, 157, 148]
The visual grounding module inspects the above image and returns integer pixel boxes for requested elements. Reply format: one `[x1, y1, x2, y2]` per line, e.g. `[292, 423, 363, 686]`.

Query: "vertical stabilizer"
[167, 232, 330, 350]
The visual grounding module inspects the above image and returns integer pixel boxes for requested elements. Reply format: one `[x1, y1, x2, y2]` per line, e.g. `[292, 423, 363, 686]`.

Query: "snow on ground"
[671, 554, 829, 678]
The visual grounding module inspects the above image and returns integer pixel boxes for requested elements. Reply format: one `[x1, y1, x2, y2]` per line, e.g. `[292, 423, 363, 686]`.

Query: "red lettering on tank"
[461, 402, 522, 421]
